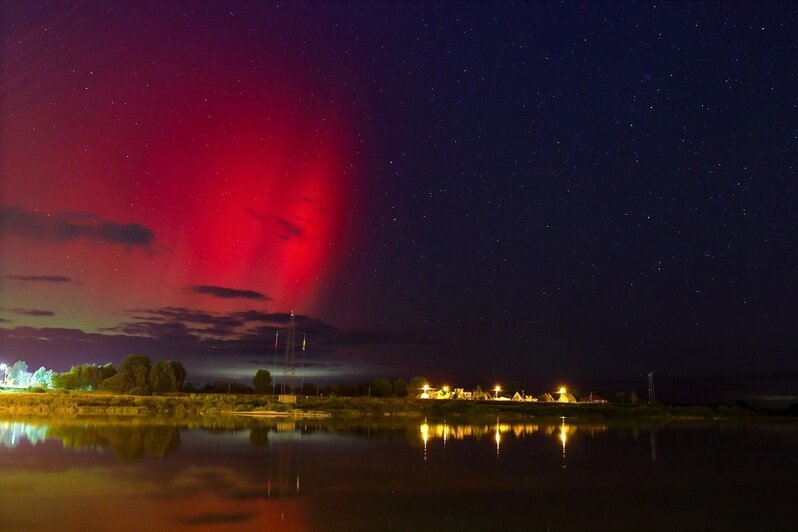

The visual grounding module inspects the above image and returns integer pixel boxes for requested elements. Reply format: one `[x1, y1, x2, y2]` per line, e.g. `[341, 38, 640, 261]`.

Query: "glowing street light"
[558, 386, 567, 396]
[494, 385, 501, 399]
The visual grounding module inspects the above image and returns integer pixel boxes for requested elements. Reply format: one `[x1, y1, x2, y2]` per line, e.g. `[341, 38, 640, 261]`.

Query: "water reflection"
[0, 416, 795, 530]
[415, 418, 596, 461]
[0, 421, 48, 447]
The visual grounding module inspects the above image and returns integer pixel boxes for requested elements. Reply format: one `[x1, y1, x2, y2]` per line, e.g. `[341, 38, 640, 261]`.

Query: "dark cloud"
[0, 307, 426, 382]
[275, 217, 303, 240]
[4, 275, 73, 283]
[128, 307, 244, 327]
[0, 307, 55, 317]
[246, 208, 304, 240]
[176, 512, 255, 526]
[0, 205, 154, 246]
[187, 285, 269, 301]
[244, 208, 268, 224]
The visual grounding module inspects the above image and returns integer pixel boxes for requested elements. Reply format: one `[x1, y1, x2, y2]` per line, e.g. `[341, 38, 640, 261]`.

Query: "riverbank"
[0, 390, 794, 422]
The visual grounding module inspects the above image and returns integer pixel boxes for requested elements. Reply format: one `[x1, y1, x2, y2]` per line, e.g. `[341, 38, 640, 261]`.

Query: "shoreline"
[0, 391, 795, 423]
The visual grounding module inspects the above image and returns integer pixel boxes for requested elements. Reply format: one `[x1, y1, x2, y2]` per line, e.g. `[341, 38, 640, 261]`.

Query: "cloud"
[0, 307, 55, 317]
[246, 208, 304, 240]
[187, 285, 269, 301]
[176, 512, 255, 526]
[0, 205, 154, 246]
[0, 306, 426, 383]
[4, 275, 73, 283]
[128, 306, 245, 327]
[275, 217, 303, 240]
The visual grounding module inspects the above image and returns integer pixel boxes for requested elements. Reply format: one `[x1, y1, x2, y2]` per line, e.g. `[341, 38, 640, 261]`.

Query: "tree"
[72, 363, 116, 390]
[100, 354, 151, 395]
[253, 369, 272, 394]
[392, 379, 408, 397]
[150, 361, 186, 393]
[52, 371, 79, 390]
[100, 373, 133, 394]
[408, 376, 428, 395]
[373, 378, 392, 397]
[30, 367, 55, 388]
[119, 355, 151, 388]
[7, 361, 30, 387]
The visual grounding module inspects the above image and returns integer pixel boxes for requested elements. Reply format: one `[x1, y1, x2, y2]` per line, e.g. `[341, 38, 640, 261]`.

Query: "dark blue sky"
[1, 1, 796, 394]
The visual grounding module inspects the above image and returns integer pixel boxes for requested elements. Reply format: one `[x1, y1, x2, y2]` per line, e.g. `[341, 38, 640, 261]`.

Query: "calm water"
[1, 416, 796, 531]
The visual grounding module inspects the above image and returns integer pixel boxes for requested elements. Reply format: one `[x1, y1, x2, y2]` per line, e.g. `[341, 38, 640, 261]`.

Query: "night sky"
[1, 2, 796, 399]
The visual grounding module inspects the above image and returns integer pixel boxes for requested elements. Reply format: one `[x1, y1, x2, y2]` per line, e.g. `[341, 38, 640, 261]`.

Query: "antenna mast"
[648, 371, 656, 403]
[281, 312, 297, 394]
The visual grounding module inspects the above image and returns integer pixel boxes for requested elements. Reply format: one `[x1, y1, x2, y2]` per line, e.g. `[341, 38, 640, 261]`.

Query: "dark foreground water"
[1, 416, 796, 531]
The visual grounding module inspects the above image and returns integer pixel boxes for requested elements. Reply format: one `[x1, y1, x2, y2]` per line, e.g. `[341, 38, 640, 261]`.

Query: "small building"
[584, 393, 607, 403]
[558, 392, 577, 403]
[512, 392, 524, 401]
[538, 393, 555, 402]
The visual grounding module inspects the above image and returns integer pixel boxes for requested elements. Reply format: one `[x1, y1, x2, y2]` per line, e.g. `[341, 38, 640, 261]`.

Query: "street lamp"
[494, 385, 501, 399]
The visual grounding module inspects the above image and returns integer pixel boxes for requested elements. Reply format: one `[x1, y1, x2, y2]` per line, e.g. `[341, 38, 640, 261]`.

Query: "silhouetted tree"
[52, 371, 79, 390]
[373, 378, 392, 397]
[253, 369, 272, 394]
[408, 376, 428, 395]
[392, 379, 408, 397]
[53, 364, 116, 390]
[100, 354, 151, 395]
[150, 361, 186, 393]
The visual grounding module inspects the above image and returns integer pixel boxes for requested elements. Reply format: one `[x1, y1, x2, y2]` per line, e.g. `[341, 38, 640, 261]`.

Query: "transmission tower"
[648, 371, 656, 403]
[280, 312, 297, 394]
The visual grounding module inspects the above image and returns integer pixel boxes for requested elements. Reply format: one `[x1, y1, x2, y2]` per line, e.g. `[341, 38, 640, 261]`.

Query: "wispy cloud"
[246, 208, 304, 240]
[274, 217, 303, 240]
[4, 275, 73, 283]
[0, 205, 155, 246]
[0, 307, 55, 317]
[187, 285, 270, 301]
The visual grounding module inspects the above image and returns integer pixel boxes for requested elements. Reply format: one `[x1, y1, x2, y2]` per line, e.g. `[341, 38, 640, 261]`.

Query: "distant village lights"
[414, 382, 607, 403]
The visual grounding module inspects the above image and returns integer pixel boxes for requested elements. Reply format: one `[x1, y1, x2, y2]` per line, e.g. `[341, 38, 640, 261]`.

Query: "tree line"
[52, 355, 186, 394]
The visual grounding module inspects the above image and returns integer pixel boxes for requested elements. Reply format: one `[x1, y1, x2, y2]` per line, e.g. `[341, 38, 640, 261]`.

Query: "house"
[558, 392, 577, 403]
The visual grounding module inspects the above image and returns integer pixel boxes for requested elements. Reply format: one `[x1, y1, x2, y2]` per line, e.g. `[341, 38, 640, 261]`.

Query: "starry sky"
[1, 2, 796, 399]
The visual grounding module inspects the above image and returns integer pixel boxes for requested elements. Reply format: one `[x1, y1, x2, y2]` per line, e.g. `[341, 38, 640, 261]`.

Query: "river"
[0, 416, 796, 530]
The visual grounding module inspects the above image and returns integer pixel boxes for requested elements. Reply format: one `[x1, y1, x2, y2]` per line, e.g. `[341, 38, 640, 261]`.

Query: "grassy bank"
[0, 390, 791, 422]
